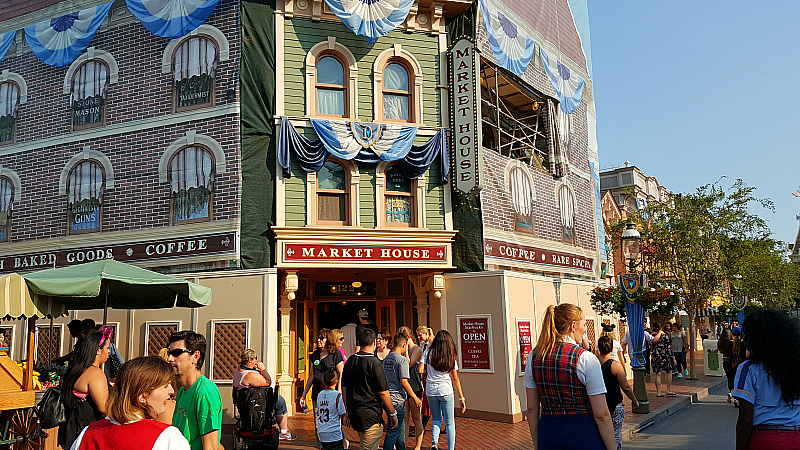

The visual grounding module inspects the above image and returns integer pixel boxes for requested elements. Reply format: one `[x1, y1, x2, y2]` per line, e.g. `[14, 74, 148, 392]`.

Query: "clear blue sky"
[589, 2, 800, 244]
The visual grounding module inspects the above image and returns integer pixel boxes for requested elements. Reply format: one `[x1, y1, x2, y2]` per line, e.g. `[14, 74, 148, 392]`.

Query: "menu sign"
[458, 315, 492, 371]
[484, 239, 594, 272]
[0, 232, 236, 273]
[517, 319, 533, 373]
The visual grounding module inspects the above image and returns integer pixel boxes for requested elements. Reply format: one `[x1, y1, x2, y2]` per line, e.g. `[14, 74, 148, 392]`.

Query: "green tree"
[621, 179, 773, 378]
[725, 238, 800, 308]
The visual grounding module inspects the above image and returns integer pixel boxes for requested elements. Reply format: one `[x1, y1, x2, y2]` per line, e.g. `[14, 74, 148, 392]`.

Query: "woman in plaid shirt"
[524, 304, 615, 450]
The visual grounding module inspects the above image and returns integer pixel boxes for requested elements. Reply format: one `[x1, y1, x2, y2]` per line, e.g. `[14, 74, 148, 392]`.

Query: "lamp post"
[621, 220, 650, 414]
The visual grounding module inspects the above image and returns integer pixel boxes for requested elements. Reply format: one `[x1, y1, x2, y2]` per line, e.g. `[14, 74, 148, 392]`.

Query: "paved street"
[625, 383, 738, 449]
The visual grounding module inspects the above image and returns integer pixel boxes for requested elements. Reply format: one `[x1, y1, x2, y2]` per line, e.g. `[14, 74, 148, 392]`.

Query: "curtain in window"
[383, 63, 409, 120]
[174, 37, 216, 108]
[317, 90, 344, 116]
[383, 95, 408, 121]
[0, 178, 12, 238]
[558, 184, 575, 241]
[170, 147, 214, 221]
[72, 61, 108, 126]
[316, 56, 345, 115]
[68, 161, 103, 231]
[24, 2, 113, 67]
[0, 83, 19, 142]
[125, 0, 221, 39]
[557, 108, 572, 163]
[510, 167, 533, 230]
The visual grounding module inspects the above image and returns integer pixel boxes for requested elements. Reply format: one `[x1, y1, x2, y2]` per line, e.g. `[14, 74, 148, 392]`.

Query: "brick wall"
[0, 0, 241, 243]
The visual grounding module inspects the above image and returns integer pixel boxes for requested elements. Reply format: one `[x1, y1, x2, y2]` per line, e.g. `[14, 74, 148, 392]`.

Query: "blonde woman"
[399, 326, 425, 450]
[416, 326, 434, 423]
[525, 304, 615, 450]
[332, 328, 347, 360]
[69, 357, 189, 450]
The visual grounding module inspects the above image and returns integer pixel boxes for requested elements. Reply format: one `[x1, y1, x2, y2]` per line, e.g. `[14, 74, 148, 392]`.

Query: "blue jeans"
[428, 394, 455, 449]
[383, 403, 406, 450]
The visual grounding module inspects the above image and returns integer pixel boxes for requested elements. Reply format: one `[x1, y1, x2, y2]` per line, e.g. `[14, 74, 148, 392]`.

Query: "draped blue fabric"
[0, 32, 14, 63]
[540, 46, 585, 114]
[309, 118, 419, 161]
[279, 117, 449, 184]
[125, 0, 221, 38]
[737, 311, 745, 326]
[324, 0, 414, 44]
[625, 299, 646, 368]
[24, 2, 113, 67]
[478, 0, 535, 77]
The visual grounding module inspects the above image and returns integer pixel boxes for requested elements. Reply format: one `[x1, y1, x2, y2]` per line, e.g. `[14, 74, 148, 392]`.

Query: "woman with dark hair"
[733, 310, 800, 449]
[719, 328, 737, 405]
[525, 304, 614, 450]
[397, 326, 425, 450]
[59, 331, 111, 449]
[376, 329, 391, 361]
[649, 321, 677, 397]
[417, 330, 465, 450]
[598, 336, 638, 450]
[69, 357, 189, 450]
[299, 328, 344, 448]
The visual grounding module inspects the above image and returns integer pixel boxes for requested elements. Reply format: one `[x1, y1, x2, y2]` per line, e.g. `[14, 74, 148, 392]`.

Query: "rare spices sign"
[517, 319, 533, 373]
[458, 315, 493, 372]
[448, 37, 482, 196]
[483, 239, 594, 272]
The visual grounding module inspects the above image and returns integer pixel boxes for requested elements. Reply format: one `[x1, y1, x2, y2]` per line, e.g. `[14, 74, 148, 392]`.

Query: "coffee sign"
[484, 239, 594, 272]
[449, 37, 482, 196]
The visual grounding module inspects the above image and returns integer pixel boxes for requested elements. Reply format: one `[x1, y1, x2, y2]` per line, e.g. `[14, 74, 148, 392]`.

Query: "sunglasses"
[167, 348, 194, 357]
[317, 336, 325, 341]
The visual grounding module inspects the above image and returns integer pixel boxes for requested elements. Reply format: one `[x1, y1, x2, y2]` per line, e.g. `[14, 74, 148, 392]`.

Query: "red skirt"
[421, 374, 431, 417]
[749, 429, 800, 449]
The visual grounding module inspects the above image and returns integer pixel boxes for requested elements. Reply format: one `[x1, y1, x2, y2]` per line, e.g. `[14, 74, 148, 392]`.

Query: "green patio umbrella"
[23, 259, 211, 322]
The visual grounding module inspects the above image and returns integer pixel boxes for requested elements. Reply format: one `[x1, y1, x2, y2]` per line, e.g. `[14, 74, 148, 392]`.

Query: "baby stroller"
[232, 385, 280, 449]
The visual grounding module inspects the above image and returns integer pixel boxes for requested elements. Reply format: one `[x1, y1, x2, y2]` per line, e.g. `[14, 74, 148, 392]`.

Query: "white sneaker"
[727, 393, 732, 403]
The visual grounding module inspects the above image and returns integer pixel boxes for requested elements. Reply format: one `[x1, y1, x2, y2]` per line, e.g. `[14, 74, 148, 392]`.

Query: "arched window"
[382, 62, 411, 122]
[509, 167, 534, 233]
[315, 55, 347, 117]
[0, 82, 19, 144]
[67, 160, 104, 233]
[316, 160, 349, 225]
[0, 177, 13, 241]
[384, 165, 414, 226]
[169, 146, 215, 224]
[173, 36, 217, 111]
[71, 61, 108, 129]
[558, 183, 575, 244]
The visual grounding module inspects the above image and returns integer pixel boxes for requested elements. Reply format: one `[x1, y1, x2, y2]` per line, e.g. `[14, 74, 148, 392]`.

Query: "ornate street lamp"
[621, 220, 641, 272]
[620, 219, 649, 413]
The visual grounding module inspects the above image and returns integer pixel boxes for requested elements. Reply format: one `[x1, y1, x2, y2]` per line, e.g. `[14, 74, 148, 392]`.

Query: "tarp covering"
[0, 32, 14, 64]
[589, 161, 606, 261]
[239, 0, 277, 269]
[478, 0, 535, 77]
[324, 0, 414, 44]
[125, 0, 221, 38]
[0, 273, 67, 320]
[279, 117, 449, 184]
[24, 2, 113, 67]
[540, 46, 584, 114]
[23, 259, 211, 310]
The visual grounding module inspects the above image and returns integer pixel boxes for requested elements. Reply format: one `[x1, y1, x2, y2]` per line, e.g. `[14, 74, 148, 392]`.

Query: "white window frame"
[144, 320, 182, 356]
[208, 318, 250, 383]
[34, 323, 63, 364]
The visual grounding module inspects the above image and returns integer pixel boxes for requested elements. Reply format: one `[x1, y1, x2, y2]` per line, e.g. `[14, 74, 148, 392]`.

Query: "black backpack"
[236, 386, 276, 433]
[37, 387, 67, 429]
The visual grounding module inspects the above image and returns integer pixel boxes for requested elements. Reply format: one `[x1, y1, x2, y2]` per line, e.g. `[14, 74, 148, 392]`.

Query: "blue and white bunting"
[24, 2, 113, 67]
[540, 47, 584, 114]
[0, 32, 15, 63]
[310, 119, 418, 161]
[478, 0, 535, 77]
[125, 0, 220, 39]
[324, 0, 414, 44]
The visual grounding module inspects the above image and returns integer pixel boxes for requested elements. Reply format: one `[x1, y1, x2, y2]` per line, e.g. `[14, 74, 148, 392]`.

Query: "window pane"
[318, 193, 345, 222]
[174, 187, 210, 221]
[386, 166, 411, 193]
[386, 195, 411, 224]
[72, 61, 107, 127]
[317, 57, 344, 86]
[174, 37, 216, 109]
[384, 94, 409, 121]
[318, 161, 346, 190]
[317, 88, 345, 116]
[384, 64, 409, 91]
[0, 82, 19, 143]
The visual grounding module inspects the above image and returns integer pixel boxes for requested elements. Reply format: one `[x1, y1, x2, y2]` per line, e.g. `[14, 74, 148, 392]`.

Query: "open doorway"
[317, 300, 376, 331]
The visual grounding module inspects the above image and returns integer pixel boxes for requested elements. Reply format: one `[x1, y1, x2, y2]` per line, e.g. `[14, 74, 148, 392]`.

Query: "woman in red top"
[70, 357, 190, 450]
[525, 304, 615, 450]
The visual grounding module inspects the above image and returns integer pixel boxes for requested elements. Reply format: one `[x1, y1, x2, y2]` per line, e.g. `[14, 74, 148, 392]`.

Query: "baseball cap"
[732, 327, 741, 335]
[357, 309, 369, 319]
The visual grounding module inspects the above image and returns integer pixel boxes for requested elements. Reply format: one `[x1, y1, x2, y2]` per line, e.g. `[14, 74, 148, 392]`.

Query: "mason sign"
[449, 37, 482, 196]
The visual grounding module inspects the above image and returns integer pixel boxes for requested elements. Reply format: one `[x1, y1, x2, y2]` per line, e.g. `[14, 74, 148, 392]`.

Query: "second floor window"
[0, 177, 13, 241]
[173, 36, 217, 111]
[383, 63, 410, 121]
[558, 184, 575, 244]
[72, 61, 108, 129]
[385, 165, 413, 226]
[317, 160, 348, 224]
[316, 56, 346, 117]
[0, 82, 19, 143]
[509, 167, 534, 233]
[169, 146, 215, 223]
[67, 160, 104, 233]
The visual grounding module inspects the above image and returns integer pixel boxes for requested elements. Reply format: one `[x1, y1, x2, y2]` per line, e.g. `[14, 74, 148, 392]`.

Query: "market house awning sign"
[449, 36, 483, 196]
[284, 244, 447, 263]
[0, 232, 236, 272]
[484, 239, 594, 272]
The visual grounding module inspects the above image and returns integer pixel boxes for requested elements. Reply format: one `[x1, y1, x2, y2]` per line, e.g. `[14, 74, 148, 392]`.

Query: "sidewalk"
[223, 351, 726, 449]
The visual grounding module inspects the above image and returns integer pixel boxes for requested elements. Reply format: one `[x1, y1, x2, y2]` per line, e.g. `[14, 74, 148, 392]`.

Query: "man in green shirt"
[168, 330, 223, 450]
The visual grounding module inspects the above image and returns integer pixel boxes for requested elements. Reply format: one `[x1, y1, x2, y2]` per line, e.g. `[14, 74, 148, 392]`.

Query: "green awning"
[23, 259, 211, 310]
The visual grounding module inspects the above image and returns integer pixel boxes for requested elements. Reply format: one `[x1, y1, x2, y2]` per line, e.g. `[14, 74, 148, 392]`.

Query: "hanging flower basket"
[591, 286, 681, 318]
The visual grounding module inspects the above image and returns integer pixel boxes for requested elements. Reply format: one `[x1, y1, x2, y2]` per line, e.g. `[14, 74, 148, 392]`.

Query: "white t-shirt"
[608, 340, 624, 362]
[523, 336, 607, 396]
[423, 348, 458, 396]
[71, 418, 190, 450]
[622, 330, 653, 358]
[315, 389, 347, 443]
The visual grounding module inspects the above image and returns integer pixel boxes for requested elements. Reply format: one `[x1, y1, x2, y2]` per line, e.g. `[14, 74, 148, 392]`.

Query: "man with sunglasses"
[168, 331, 223, 450]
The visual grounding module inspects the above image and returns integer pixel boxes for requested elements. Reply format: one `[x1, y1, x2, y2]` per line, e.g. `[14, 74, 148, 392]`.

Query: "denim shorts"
[275, 394, 288, 416]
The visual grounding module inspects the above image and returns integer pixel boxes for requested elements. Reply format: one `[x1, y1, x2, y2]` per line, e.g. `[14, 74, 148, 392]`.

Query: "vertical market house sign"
[448, 37, 482, 196]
